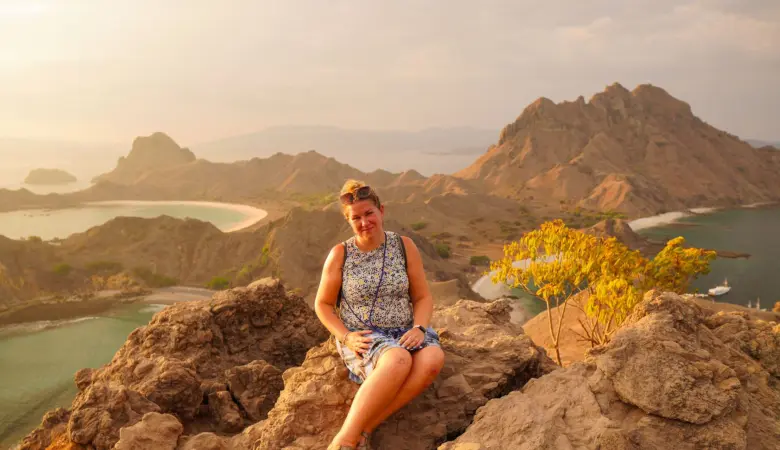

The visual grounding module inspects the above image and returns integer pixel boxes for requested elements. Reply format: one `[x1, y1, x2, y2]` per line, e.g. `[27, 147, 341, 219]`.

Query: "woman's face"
[345, 200, 384, 240]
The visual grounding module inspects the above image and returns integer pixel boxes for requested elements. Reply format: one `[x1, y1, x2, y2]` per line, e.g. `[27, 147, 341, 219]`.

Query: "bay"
[637, 207, 780, 309]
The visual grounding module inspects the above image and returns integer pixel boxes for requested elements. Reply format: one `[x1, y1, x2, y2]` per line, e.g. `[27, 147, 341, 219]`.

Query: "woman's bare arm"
[402, 236, 434, 328]
[314, 244, 372, 354]
[314, 244, 351, 341]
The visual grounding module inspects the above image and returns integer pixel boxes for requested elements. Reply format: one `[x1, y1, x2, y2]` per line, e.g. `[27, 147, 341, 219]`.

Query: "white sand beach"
[86, 200, 268, 232]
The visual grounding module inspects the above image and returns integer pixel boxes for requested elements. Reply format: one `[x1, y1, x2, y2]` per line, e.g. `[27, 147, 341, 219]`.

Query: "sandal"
[357, 431, 373, 450]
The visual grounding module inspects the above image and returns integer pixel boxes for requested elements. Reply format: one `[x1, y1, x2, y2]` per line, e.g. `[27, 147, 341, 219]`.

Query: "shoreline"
[85, 200, 269, 232]
[627, 201, 778, 231]
[0, 287, 216, 329]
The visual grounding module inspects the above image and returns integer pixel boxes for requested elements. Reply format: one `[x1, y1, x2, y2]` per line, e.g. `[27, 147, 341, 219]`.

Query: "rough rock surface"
[440, 291, 780, 450]
[67, 383, 161, 450]
[114, 412, 183, 450]
[218, 298, 556, 450]
[19, 280, 328, 449]
[226, 360, 285, 422]
[15, 408, 70, 450]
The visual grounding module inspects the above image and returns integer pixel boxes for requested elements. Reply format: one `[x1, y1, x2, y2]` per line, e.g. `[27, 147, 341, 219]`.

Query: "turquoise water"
[0, 304, 164, 448]
[637, 207, 780, 308]
[0, 202, 251, 240]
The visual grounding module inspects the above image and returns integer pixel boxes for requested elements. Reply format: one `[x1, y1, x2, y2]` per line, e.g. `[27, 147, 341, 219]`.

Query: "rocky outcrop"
[20, 279, 328, 449]
[92, 132, 196, 185]
[21, 288, 554, 450]
[440, 291, 780, 449]
[16, 408, 71, 450]
[67, 383, 161, 450]
[23, 168, 77, 185]
[217, 298, 554, 449]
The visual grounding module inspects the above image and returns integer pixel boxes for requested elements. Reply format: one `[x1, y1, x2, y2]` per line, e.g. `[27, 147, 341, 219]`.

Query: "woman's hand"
[343, 330, 373, 356]
[398, 327, 425, 350]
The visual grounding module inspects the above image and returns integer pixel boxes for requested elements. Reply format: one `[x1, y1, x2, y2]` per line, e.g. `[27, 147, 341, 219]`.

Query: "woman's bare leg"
[363, 346, 445, 433]
[330, 348, 413, 447]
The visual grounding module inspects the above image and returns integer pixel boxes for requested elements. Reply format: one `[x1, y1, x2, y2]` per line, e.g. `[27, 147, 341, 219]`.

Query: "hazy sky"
[1, 0, 778, 145]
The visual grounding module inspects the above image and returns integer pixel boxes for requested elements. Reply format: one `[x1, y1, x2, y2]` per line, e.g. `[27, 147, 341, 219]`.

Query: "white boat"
[708, 278, 731, 296]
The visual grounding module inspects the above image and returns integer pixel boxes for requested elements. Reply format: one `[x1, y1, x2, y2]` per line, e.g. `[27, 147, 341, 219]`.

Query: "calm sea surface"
[0, 304, 163, 448]
[0, 202, 251, 240]
[505, 208, 780, 313]
[637, 207, 780, 308]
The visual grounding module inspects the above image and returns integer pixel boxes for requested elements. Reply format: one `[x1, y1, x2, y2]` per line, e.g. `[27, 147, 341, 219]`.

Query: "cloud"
[0, 0, 778, 142]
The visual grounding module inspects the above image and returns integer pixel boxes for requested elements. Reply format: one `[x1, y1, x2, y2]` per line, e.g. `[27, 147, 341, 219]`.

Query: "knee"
[381, 348, 413, 374]
[420, 347, 445, 378]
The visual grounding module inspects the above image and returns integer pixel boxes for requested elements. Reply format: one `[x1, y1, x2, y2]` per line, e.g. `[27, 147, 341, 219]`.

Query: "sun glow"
[0, 2, 48, 17]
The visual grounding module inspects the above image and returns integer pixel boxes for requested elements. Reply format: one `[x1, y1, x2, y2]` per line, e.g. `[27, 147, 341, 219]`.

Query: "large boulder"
[440, 291, 780, 450]
[15, 408, 71, 450]
[220, 298, 556, 449]
[19, 280, 328, 449]
[114, 412, 183, 450]
[67, 383, 161, 450]
[226, 360, 285, 422]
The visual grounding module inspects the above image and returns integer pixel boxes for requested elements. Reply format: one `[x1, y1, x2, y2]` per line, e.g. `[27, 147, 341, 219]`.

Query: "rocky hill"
[17, 284, 779, 449]
[92, 132, 196, 185]
[455, 83, 780, 216]
[0, 209, 476, 316]
[23, 169, 77, 185]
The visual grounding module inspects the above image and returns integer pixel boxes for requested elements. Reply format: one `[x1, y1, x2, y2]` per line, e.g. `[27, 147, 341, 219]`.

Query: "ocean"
[636, 207, 780, 309]
[0, 201, 264, 240]
[477, 207, 780, 312]
[0, 304, 163, 448]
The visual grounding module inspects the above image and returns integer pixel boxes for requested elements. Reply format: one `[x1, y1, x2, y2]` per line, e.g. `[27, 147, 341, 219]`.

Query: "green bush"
[411, 221, 428, 231]
[434, 243, 451, 259]
[469, 255, 491, 266]
[132, 267, 178, 288]
[85, 261, 124, 275]
[27, 236, 43, 243]
[53, 263, 72, 276]
[206, 276, 230, 290]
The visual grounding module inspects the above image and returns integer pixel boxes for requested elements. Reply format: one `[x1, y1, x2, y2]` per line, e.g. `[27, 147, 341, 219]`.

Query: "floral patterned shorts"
[335, 326, 442, 384]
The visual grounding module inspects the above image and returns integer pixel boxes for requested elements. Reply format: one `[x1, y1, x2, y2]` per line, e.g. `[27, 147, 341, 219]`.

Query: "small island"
[24, 168, 78, 185]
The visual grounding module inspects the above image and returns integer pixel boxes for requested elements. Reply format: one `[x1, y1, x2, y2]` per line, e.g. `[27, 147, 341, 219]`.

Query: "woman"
[314, 180, 445, 450]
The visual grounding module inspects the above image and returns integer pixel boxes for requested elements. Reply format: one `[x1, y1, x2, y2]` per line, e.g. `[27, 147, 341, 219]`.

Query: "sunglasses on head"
[340, 185, 373, 204]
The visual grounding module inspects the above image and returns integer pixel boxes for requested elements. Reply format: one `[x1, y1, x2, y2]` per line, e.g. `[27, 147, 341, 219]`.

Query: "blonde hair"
[339, 179, 381, 216]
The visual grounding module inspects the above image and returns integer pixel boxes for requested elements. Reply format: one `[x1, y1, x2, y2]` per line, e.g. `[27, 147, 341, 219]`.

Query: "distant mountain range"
[455, 83, 780, 215]
[3, 84, 778, 219]
[190, 125, 497, 175]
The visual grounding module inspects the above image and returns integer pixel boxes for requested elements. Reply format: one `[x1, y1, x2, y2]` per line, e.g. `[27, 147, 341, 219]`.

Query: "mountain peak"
[456, 82, 780, 215]
[93, 133, 196, 184]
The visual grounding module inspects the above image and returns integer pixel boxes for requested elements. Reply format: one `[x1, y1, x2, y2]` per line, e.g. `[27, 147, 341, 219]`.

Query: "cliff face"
[455, 83, 780, 216]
